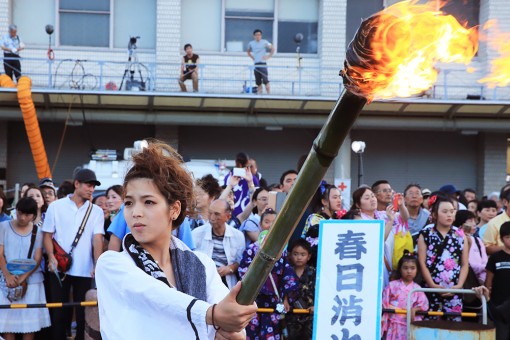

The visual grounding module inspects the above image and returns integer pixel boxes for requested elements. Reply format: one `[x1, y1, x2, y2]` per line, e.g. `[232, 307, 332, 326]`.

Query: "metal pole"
[236, 89, 367, 304]
[358, 153, 363, 187]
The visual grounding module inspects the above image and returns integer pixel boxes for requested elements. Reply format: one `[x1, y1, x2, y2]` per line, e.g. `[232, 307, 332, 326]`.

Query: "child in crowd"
[0, 197, 51, 338]
[286, 238, 316, 340]
[475, 199, 498, 239]
[382, 251, 429, 340]
[485, 221, 510, 339]
[238, 209, 298, 340]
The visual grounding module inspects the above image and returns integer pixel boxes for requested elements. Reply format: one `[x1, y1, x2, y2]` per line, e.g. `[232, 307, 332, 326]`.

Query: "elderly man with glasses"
[1, 24, 24, 81]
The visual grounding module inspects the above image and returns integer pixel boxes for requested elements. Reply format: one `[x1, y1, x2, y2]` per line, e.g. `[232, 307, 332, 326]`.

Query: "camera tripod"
[119, 45, 146, 91]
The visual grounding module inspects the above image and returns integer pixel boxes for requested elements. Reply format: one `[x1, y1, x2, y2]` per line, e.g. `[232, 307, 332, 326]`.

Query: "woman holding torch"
[95, 141, 256, 339]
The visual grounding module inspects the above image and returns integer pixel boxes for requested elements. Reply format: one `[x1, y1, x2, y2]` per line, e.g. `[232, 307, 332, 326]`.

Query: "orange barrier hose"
[0, 74, 15, 88]
[16, 76, 52, 180]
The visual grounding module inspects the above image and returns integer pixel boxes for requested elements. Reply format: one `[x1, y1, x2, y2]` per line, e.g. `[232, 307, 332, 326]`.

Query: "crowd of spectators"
[0, 149, 509, 339]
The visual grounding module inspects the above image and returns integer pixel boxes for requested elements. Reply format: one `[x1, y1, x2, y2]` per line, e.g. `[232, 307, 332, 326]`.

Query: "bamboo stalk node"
[258, 250, 277, 263]
[313, 142, 338, 158]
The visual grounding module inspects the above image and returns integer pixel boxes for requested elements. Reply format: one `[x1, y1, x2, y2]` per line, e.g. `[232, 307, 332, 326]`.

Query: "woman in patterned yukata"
[381, 250, 428, 340]
[417, 194, 469, 321]
[239, 209, 299, 340]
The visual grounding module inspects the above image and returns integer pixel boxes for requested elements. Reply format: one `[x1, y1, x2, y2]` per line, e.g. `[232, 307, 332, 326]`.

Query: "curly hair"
[123, 141, 194, 228]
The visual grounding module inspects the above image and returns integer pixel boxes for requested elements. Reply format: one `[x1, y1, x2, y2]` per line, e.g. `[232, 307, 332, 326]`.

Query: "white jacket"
[96, 238, 229, 340]
[192, 223, 245, 290]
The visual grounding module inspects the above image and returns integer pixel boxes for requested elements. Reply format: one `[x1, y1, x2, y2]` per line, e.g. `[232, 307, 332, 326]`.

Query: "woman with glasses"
[301, 183, 345, 267]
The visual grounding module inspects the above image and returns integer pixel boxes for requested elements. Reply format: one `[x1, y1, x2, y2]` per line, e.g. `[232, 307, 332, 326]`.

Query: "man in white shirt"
[43, 169, 104, 340]
[1, 24, 24, 81]
[192, 199, 245, 290]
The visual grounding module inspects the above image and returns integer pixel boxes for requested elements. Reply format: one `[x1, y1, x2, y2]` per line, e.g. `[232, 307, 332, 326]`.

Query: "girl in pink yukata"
[382, 251, 429, 340]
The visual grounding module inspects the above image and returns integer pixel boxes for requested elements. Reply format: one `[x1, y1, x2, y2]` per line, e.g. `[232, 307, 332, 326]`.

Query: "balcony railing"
[1, 56, 508, 100]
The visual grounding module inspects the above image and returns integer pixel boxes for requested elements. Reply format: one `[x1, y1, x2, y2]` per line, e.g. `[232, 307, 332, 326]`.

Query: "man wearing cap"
[42, 168, 104, 340]
[39, 177, 57, 206]
[421, 188, 432, 209]
[439, 184, 467, 210]
[1, 24, 24, 81]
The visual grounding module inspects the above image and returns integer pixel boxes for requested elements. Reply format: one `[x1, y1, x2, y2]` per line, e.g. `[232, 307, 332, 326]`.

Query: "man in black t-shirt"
[486, 221, 510, 339]
[178, 43, 200, 92]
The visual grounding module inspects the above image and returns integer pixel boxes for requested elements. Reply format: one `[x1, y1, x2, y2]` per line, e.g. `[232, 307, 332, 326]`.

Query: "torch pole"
[237, 89, 367, 304]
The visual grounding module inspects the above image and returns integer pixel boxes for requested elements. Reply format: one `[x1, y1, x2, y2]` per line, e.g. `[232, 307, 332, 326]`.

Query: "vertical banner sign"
[313, 220, 384, 340]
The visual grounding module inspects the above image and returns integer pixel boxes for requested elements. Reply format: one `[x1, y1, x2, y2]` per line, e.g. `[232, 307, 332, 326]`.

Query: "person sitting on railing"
[1, 24, 24, 82]
[178, 43, 199, 93]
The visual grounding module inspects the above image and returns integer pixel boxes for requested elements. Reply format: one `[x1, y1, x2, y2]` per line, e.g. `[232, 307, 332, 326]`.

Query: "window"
[55, 0, 156, 49]
[181, 0, 222, 51]
[277, 0, 318, 53]
[346, 0, 384, 48]
[181, 0, 319, 54]
[224, 0, 274, 52]
[113, 0, 156, 49]
[59, 0, 110, 47]
[12, 0, 56, 46]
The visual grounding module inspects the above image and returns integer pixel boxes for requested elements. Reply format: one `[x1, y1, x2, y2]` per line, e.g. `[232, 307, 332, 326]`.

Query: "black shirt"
[486, 250, 510, 305]
[183, 54, 199, 74]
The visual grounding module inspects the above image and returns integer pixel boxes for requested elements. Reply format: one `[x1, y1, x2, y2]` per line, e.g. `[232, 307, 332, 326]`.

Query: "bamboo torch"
[237, 1, 478, 304]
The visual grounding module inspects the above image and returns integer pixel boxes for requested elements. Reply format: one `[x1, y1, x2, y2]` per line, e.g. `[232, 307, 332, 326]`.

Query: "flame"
[341, 0, 478, 101]
[479, 20, 510, 88]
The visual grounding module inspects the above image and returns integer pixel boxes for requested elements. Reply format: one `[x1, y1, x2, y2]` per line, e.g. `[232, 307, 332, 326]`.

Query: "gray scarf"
[124, 233, 207, 301]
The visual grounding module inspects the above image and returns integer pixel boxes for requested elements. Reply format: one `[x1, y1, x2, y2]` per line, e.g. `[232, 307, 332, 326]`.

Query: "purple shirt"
[224, 173, 260, 217]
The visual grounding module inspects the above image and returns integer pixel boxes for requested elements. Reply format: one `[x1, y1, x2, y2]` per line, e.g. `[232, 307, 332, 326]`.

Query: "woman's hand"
[5, 273, 18, 288]
[228, 175, 240, 188]
[17, 273, 29, 285]
[243, 168, 254, 186]
[411, 307, 420, 321]
[283, 296, 291, 313]
[212, 282, 257, 332]
[385, 205, 395, 223]
[47, 255, 58, 273]
[472, 286, 490, 302]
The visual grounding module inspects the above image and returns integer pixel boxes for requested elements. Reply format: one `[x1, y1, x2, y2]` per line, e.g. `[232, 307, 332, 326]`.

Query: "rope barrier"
[0, 302, 481, 318]
[383, 308, 479, 318]
[0, 301, 97, 309]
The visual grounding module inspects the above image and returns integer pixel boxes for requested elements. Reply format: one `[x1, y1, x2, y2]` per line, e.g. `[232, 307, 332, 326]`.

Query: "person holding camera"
[42, 169, 104, 340]
[179, 43, 200, 92]
[1, 24, 24, 82]
[247, 29, 274, 95]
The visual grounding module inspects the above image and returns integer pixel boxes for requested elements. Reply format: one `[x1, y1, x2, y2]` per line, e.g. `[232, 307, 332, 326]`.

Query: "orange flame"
[479, 20, 510, 88]
[342, 0, 478, 101]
